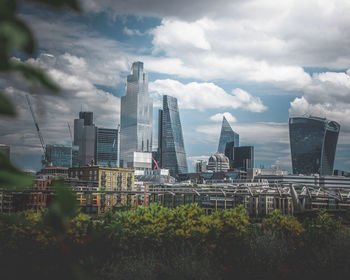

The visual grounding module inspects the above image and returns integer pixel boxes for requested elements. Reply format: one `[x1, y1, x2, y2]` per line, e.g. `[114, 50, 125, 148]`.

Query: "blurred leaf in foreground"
[0, 152, 33, 190]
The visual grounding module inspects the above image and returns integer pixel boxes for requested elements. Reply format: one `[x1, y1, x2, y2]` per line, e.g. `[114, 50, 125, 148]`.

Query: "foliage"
[1, 204, 350, 280]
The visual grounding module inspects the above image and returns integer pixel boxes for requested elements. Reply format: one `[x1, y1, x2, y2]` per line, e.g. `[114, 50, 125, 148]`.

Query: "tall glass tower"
[95, 128, 118, 167]
[159, 95, 188, 176]
[120, 62, 153, 168]
[217, 116, 239, 153]
[289, 116, 340, 176]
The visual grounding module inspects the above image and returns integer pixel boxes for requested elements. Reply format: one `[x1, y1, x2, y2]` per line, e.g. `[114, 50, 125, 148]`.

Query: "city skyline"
[1, 1, 350, 173]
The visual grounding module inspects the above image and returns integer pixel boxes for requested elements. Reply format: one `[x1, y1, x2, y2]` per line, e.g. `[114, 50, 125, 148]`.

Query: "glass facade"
[232, 146, 254, 171]
[46, 144, 72, 167]
[159, 95, 188, 176]
[120, 62, 153, 168]
[217, 116, 239, 153]
[289, 116, 340, 175]
[95, 128, 118, 167]
[74, 112, 96, 166]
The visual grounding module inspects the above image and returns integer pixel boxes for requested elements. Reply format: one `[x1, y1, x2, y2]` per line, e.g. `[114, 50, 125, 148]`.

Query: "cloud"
[289, 69, 350, 132]
[0, 53, 120, 170]
[123, 27, 142, 36]
[149, 79, 267, 112]
[210, 112, 237, 123]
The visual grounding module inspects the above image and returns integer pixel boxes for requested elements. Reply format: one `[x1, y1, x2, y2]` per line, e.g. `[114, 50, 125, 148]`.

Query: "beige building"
[68, 166, 135, 213]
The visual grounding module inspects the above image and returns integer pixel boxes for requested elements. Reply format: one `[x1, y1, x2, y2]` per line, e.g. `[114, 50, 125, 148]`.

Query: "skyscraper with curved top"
[289, 116, 340, 176]
[120, 62, 153, 169]
[217, 116, 239, 154]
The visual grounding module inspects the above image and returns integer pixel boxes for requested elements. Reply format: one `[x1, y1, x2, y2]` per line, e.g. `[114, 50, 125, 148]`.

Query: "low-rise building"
[68, 165, 135, 213]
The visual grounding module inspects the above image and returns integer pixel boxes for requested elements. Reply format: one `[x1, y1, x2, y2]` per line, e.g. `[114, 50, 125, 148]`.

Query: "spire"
[217, 116, 239, 153]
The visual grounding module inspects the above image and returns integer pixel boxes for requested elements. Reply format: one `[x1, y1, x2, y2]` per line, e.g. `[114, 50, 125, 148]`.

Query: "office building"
[95, 128, 118, 167]
[74, 111, 96, 166]
[72, 145, 79, 167]
[207, 153, 230, 172]
[120, 62, 153, 170]
[195, 160, 207, 173]
[232, 146, 254, 171]
[45, 144, 72, 168]
[224, 141, 235, 168]
[0, 144, 10, 158]
[289, 116, 340, 175]
[159, 95, 188, 177]
[217, 116, 239, 154]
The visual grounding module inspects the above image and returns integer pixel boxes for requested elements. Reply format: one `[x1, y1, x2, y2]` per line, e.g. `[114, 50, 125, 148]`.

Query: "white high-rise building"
[120, 62, 153, 171]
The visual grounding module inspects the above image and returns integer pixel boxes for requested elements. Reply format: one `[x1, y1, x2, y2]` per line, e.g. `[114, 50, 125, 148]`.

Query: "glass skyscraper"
[95, 128, 118, 167]
[74, 111, 96, 166]
[120, 62, 153, 168]
[46, 144, 72, 167]
[159, 95, 188, 176]
[289, 116, 340, 176]
[217, 116, 239, 154]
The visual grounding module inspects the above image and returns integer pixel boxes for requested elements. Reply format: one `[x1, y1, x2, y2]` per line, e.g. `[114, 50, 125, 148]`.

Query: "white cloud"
[289, 69, 350, 132]
[123, 27, 142, 36]
[209, 112, 237, 123]
[150, 79, 267, 112]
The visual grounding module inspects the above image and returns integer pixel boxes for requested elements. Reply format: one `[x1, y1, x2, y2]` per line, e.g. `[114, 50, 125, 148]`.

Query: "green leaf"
[0, 91, 16, 116]
[10, 60, 60, 93]
[0, 17, 35, 56]
[0, 152, 33, 190]
[29, 0, 81, 12]
[43, 180, 78, 232]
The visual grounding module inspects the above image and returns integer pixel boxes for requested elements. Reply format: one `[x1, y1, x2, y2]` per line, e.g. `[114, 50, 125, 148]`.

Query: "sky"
[2, 0, 350, 172]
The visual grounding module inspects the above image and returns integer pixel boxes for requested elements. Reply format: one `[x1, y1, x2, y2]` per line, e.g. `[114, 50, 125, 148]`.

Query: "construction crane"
[26, 95, 47, 166]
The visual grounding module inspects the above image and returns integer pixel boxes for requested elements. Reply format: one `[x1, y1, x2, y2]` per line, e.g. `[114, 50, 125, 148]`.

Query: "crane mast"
[26, 95, 47, 166]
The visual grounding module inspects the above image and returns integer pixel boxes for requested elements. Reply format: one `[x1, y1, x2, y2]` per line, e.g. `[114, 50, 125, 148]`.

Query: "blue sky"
[2, 0, 350, 173]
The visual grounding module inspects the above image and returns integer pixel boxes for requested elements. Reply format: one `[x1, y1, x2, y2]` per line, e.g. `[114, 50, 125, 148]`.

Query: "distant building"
[74, 111, 96, 166]
[0, 144, 10, 158]
[217, 116, 239, 154]
[120, 61, 153, 170]
[68, 166, 134, 213]
[45, 144, 72, 168]
[289, 116, 340, 175]
[195, 160, 207, 173]
[95, 128, 118, 167]
[159, 95, 188, 177]
[232, 146, 254, 171]
[247, 168, 288, 180]
[207, 153, 230, 172]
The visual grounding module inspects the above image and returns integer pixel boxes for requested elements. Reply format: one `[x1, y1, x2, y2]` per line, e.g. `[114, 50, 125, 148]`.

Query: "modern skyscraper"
[95, 128, 118, 167]
[224, 141, 235, 168]
[217, 116, 239, 154]
[120, 62, 153, 169]
[159, 95, 188, 176]
[232, 146, 254, 171]
[74, 111, 96, 166]
[46, 144, 72, 167]
[289, 116, 340, 176]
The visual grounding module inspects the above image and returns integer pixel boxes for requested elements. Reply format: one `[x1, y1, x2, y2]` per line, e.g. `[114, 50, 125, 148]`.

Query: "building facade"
[68, 166, 135, 213]
[217, 116, 239, 154]
[95, 128, 118, 167]
[232, 146, 254, 171]
[289, 116, 340, 175]
[159, 95, 188, 177]
[195, 160, 207, 173]
[74, 111, 96, 166]
[120, 62, 153, 169]
[207, 153, 230, 172]
[45, 144, 72, 167]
